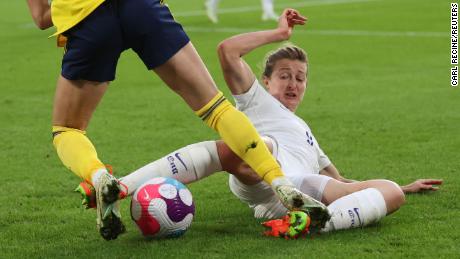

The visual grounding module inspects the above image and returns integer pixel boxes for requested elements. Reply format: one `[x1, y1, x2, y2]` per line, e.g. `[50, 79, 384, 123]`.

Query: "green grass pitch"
[1, 0, 459, 257]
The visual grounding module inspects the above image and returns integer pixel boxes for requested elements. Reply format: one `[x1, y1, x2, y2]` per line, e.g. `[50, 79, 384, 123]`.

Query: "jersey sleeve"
[232, 79, 273, 111]
[317, 147, 331, 170]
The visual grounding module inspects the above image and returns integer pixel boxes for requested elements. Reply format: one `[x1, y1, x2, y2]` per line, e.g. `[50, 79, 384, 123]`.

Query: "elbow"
[37, 22, 48, 30]
[33, 15, 52, 30]
[217, 41, 229, 58]
[217, 40, 239, 63]
[37, 20, 52, 30]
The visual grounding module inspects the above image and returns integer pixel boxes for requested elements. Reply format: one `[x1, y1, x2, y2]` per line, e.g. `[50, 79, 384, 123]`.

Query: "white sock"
[120, 141, 222, 196]
[271, 176, 295, 189]
[261, 0, 275, 15]
[321, 188, 387, 232]
[91, 168, 109, 188]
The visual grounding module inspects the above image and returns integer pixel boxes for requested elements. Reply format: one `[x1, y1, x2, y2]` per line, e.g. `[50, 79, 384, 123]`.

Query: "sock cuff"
[271, 176, 294, 188]
[258, 166, 284, 185]
[91, 168, 109, 187]
[196, 93, 233, 129]
[195, 91, 225, 118]
[52, 125, 86, 136]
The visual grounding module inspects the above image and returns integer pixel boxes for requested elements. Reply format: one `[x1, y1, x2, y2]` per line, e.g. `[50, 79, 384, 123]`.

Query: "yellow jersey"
[51, 0, 105, 36]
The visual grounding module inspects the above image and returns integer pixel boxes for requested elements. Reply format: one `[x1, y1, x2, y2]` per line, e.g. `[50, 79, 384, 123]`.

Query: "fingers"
[419, 179, 443, 186]
[423, 179, 443, 185]
[282, 8, 307, 27]
[287, 10, 307, 26]
[287, 10, 307, 21]
[419, 180, 442, 192]
[405, 179, 443, 193]
[421, 184, 439, 191]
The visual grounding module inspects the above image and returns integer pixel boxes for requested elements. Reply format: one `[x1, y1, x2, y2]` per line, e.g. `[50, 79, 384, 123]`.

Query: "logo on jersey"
[245, 140, 258, 153]
[305, 131, 314, 146]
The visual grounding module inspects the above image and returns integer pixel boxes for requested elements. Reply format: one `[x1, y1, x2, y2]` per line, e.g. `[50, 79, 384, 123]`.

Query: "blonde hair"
[262, 43, 308, 78]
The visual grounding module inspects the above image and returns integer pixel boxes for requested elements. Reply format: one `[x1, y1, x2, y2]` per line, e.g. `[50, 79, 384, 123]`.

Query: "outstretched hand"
[401, 179, 443, 193]
[277, 9, 307, 40]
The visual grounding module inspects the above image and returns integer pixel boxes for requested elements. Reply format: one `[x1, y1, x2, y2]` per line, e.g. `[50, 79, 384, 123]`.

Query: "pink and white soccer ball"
[130, 177, 195, 238]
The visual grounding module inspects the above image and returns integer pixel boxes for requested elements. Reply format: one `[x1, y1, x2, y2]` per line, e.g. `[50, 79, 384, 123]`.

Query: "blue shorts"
[61, 0, 190, 82]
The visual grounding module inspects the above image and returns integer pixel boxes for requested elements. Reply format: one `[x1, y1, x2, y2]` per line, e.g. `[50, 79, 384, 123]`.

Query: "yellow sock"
[52, 126, 106, 184]
[195, 92, 284, 184]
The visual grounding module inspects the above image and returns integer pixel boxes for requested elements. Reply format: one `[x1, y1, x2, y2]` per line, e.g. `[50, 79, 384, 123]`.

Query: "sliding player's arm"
[217, 8, 306, 95]
[26, 0, 53, 30]
[321, 164, 443, 193]
[320, 164, 356, 183]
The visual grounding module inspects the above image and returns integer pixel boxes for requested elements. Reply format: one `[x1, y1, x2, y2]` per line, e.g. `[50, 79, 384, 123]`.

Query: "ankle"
[271, 176, 295, 189]
[91, 168, 109, 188]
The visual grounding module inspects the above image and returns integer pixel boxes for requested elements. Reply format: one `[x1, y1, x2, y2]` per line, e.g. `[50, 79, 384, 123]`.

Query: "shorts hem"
[61, 72, 114, 82]
[145, 38, 190, 70]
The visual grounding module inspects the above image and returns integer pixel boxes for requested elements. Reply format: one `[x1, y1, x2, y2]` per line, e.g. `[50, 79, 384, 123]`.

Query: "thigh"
[153, 42, 218, 110]
[321, 178, 355, 205]
[52, 75, 108, 130]
[297, 174, 333, 202]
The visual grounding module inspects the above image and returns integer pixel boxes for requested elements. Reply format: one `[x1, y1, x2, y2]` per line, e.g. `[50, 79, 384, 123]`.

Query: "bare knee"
[379, 180, 405, 213]
[348, 179, 405, 213]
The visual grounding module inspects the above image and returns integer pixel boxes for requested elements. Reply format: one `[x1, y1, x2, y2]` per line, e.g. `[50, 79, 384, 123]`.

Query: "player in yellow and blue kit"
[27, 0, 329, 240]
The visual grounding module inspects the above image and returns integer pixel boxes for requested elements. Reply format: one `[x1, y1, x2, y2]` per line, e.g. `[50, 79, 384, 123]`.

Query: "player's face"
[264, 59, 307, 112]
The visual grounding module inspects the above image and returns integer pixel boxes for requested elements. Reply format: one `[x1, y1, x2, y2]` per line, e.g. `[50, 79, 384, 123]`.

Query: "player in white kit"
[227, 77, 335, 220]
[77, 9, 442, 233]
[205, 0, 278, 23]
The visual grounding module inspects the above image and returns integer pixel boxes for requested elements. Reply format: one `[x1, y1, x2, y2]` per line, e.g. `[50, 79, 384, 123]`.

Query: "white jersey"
[233, 79, 331, 188]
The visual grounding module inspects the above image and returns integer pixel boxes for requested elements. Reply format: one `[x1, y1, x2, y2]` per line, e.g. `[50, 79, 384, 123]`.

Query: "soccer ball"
[130, 177, 195, 238]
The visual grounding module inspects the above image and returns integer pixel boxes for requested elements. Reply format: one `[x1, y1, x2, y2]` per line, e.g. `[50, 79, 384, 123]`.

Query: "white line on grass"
[184, 26, 448, 38]
[18, 0, 376, 29]
[173, 0, 378, 17]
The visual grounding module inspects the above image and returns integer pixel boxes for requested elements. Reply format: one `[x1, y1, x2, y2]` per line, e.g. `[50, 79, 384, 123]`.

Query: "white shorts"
[228, 173, 332, 219]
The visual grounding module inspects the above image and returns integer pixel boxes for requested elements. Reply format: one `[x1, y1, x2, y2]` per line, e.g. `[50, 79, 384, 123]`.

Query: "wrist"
[274, 28, 290, 41]
[400, 185, 410, 193]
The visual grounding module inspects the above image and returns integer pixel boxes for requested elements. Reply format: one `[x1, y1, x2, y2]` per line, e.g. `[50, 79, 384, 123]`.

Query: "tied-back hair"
[262, 43, 308, 78]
